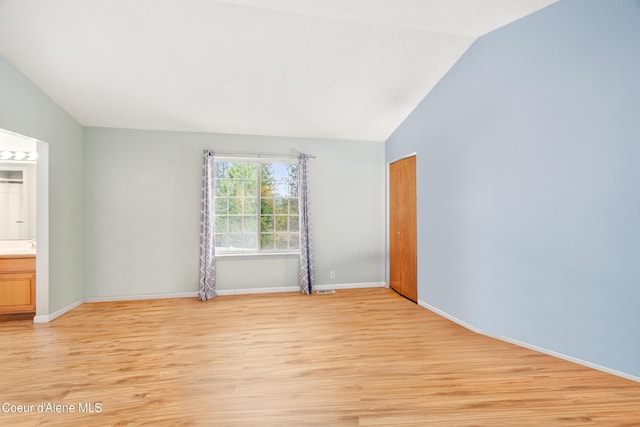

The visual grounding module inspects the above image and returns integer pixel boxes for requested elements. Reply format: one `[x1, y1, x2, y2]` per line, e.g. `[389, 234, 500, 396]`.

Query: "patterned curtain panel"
[298, 153, 314, 294]
[199, 150, 217, 301]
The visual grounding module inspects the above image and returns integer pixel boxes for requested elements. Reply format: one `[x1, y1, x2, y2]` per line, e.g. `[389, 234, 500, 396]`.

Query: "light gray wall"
[386, 0, 640, 378]
[84, 127, 385, 297]
[0, 55, 84, 314]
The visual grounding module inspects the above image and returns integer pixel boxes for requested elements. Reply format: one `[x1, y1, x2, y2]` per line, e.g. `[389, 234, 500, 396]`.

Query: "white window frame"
[213, 156, 300, 256]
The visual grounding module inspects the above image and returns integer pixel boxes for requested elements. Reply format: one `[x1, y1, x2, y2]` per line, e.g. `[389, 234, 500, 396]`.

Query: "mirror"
[0, 129, 37, 240]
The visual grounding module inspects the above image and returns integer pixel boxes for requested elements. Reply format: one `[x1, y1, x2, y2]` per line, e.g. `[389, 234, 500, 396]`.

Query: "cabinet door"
[0, 273, 36, 313]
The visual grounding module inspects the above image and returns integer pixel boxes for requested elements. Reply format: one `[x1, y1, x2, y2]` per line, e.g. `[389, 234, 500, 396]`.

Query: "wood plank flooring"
[0, 288, 638, 426]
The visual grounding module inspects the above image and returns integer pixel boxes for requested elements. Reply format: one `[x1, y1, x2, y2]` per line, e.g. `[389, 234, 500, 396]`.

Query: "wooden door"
[389, 156, 417, 302]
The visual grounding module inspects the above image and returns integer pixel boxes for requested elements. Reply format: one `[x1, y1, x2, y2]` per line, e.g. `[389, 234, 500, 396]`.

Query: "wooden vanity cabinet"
[0, 256, 36, 317]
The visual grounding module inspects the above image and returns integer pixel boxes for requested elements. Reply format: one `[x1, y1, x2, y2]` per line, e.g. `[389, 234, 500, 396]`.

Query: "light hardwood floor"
[1, 288, 638, 426]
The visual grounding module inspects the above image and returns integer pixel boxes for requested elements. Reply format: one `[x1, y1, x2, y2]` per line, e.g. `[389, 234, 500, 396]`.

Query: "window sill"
[216, 251, 300, 259]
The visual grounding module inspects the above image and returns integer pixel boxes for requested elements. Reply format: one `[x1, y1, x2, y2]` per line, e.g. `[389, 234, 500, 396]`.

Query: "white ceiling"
[0, 0, 557, 142]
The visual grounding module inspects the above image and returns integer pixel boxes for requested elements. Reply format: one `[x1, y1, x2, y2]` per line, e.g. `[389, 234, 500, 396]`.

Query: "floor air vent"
[316, 289, 336, 295]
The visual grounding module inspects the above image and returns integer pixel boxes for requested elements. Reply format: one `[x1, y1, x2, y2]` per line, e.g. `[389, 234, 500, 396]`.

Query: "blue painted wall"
[386, 0, 640, 378]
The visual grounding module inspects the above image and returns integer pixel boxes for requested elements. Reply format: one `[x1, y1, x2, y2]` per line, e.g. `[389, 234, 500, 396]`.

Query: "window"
[214, 158, 299, 253]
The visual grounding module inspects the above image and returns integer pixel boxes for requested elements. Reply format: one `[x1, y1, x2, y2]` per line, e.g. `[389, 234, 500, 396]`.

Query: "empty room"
[1, 0, 639, 425]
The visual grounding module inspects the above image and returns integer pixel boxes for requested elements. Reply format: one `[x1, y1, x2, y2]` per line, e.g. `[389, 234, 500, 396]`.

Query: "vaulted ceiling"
[0, 0, 557, 141]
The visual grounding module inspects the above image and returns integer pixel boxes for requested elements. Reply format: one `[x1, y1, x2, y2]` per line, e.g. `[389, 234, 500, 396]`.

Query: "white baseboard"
[417, 299, 640, 384]
[217, 282, 386, 296]
[217, 286, 298, 295]
[315, 282, 386, 290]
[84, 291, 199, 303]
[417, 299, 482, 334]
[33, 299, 83, 323]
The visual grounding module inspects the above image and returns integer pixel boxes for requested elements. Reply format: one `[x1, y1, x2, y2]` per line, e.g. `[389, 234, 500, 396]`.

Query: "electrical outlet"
[330, 271, 336, 279]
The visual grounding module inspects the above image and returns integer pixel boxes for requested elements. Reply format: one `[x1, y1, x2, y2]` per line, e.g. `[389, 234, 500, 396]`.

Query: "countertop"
[0, 241, 37, 258]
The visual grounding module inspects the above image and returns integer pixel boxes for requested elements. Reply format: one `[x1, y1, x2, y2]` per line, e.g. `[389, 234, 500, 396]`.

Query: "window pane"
[244, 163, 258, 179]
[275, 216, 288, 232]
[215, 234, 228, 249]
[261, 198, 274, 214]
[275, 198, 287, 215]
[287, 164, 298, 181]
[244, 215, 258, 232]
[214, 181, 228, 197]
[289, 217, 299, 232]
[261, 163, 274, 181]
[229, 216, 243, 233]
[229, 198, 242, 214]
[275, 180, 288, 197]
[228, 162, 245, 179]
[243, 233, 257, 250]
[289, 233, 300, 249]
[275, 233, 288, 250]
[215, 215, 229, 233]
[261, 180, 274, 197]
[229, 233, 243, 249]
[274, 163, 289, 180]
[214, 161, 228, 179]
[244, 199, 258, 215]
[289, 199, 298, 214]
[260, 233, 275, 250]
[261, 215, 274, 232]
[215, 197, 228, 214]
[289, 184, 298, 198]
[244, 180, 258, 198]
[228, 180, 243, 197]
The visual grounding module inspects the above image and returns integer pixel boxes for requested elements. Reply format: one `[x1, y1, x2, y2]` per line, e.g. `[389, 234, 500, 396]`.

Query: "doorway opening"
[0, 128, 49, 321]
